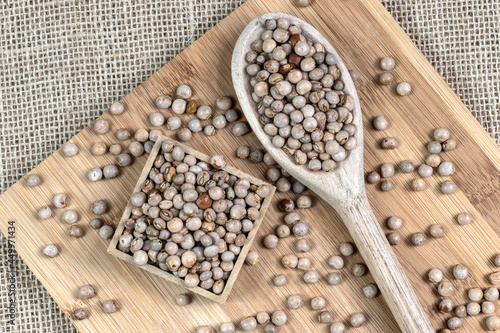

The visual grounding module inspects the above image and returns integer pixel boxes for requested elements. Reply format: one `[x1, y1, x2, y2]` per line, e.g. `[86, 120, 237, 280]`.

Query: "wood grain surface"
[1, 0, 500, 332]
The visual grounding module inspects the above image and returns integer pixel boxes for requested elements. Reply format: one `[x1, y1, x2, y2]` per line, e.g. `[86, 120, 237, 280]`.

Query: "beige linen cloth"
[0, 1, 499, 332]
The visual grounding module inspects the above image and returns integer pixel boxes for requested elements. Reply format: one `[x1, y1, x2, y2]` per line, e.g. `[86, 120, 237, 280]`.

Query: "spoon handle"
[334, 194, 433, 333]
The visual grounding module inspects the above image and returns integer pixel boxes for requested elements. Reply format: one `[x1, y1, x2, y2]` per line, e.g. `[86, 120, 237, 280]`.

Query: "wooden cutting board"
[1, 0, 499, 332]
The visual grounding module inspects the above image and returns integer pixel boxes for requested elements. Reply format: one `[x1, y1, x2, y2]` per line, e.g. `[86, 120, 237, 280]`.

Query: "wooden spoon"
[232, 12, 433, 333]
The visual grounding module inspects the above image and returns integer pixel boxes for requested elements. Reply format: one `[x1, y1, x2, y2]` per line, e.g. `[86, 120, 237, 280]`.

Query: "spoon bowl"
[232, 12, 433, 333]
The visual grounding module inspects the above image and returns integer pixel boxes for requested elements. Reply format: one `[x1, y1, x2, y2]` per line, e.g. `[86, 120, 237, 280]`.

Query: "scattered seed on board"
[418, 164, 433, 178]
[311, 296, 326, 310]
[438, 161, 455, 176]
[456, 212, 471, 225]
[441, 181, 456, 194]
[296, 239, 310, 253]
[489, 272, 500, 285]
[353, 263, 367, 277]
[434, 128, 450, 142]
[155, 95, 172, 109]
[295, 0, 310, 7]
[350, 313, 366, 327]
[273, 274, 287, 286]
[78, 285, 95, 299]
[38, 205, 53, 219]
[454, 305, 467, 318]
[196, 326, 213, 333]
[210, 155, 226, 169]
[396, 82, 411, 96]
[73, 308, 88, 320]
[319, 311, 333, 324]
[438, 281, 455, 297]
[380, 180, 394, 191]
[89, 218, 103, 229]
[429, 224, 445, 238]
[425, 154, 441, 168]
[99, 225, 114, 240]
[339, 242, 355, 256]
[327, 272, 341, 285]
[399, 160, 415, 173]
[102, 300, 118, 313]
[177, 128, 192, 142]
[220, 322, 236, 333]
[363, 284, 378, 298]
[232, 122, 250, 136]
[386, 216, 403, 230]
[69, 225, 85, 238]
[372, 116, 388, 130]
[52, 193, 68, 208]
[447, 317, 462, 330]
[453, 264, 468, 280]
[287, 294, 303, 309]
[328, 255, 344, 269]
[467, 302, 481, 316]
[62, 210, 78, 224]
[438, 298, 453, 313]
[380, 163, 395, 178]
[387, 232, 400, 245]
[303, 270, 320, 284]
[240, 317, 257, 331]
[486, 315, 500, 331]
[175, 293, 191, 306]
[271, 311, 287, 326]
[428, 268, 443, 283]
[109, 101, 124, 115]
[42, 244, 58, 258]
[109, 144, 122, 155]
[410, 232, 426, 246]
[245, 251, 260, 265]
[330, 322, 346, 333]
[378, 72, 394, 85]
[94, 119, 110, 134]
[263, 234, 279, 249]
[468, 288, 483, 302]
[380, 57, 395, 71]
[367, 171, 381, 184]
[62, 143, 79, 157]
[380, 137, 398, 149]
[91, 200, 107, 215]
[411, 178, 426, 191]
[442, 139, 457, 151]
[26, 174, 41, 187]
[149, 112, 165, 127]
[484, 287, 499, 301]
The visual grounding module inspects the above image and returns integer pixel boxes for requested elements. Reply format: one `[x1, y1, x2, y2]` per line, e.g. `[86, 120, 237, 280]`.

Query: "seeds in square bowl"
[108, 138, 275, 303]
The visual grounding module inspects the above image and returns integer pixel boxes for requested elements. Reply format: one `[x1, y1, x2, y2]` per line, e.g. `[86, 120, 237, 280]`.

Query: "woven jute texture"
[1, 1, 499, 332]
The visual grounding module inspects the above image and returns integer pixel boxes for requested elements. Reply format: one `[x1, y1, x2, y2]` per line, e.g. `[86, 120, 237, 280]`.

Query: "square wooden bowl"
[108, 137, 275, 303]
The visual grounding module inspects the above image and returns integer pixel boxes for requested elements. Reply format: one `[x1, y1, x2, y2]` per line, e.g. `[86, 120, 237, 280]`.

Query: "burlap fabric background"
[0, 0, 498, 332]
